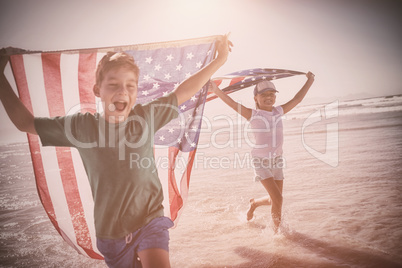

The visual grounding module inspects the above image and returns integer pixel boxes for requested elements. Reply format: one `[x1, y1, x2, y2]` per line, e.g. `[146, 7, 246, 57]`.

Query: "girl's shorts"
[252, 156, 285, 182]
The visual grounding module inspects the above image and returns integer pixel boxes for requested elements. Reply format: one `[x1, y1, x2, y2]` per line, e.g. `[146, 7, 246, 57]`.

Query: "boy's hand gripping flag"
[5, 36, 304, 259]
[6, 36, 218, 259]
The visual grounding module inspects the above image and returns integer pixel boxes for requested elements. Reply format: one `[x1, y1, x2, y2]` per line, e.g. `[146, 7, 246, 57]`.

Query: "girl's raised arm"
[208, 81, 252, 120]
[281, 71, 315, 114]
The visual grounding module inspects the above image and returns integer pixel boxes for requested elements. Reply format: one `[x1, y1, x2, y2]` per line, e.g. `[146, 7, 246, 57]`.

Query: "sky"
[0, 0, 401, 144]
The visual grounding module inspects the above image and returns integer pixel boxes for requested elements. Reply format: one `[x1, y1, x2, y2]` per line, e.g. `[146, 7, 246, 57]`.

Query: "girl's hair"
[95, 52, 140, 86]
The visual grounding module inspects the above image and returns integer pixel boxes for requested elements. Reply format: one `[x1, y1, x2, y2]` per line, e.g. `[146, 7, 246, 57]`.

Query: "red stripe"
[167, 148, 197, 222]
[9, 55, 61, 234]
[229, 76, 245, 85]
[41, 53, 100, 258]
[206, 93, 218, 102]
[41, 54, 64, 116]
[168, 147, 183, 221]
[213, 79, 222, 86]
[78, 52, 97, 113]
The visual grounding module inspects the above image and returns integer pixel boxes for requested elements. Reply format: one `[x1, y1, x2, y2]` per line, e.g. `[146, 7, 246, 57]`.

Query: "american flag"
[208, 68, 305, 101]
[7, 36, 218, 259]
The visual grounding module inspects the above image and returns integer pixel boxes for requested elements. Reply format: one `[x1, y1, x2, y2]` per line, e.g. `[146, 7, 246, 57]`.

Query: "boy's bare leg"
[138, 248, 170, 268]
[246, 196, 271, 221]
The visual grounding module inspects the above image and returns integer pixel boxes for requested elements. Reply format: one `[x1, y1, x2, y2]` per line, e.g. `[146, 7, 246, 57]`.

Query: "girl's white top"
[248, 106, 284, 158]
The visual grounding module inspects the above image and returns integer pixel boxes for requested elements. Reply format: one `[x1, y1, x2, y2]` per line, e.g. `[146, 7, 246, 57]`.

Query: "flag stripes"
[8, 36, 219, 259]
[207, 68, 305, 102]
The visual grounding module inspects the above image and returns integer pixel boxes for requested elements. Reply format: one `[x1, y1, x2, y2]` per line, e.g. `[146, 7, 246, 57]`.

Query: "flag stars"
[164, 73, 172, 80]
[154, 64, 162, 71]
[190, 96, 197, 102]
[177, 138, 182, 144]
[159, 136, 165, 141]
[153, 83, 160, 89]
[190, 142, 196, 148]
[168, 128, 175, 134]
[166, 54, 174, 61]
[180, 104, 187, 111]
[185, 72, 191, 78]
[142, 90, 149, 96]
[163, 91, 169, 96]
[143, 74, 151, 81]
[186, 52, 194, 60]
[176, 64, 183, 71]
[196, 62, 202, 68]
[145, 57, 153, 64]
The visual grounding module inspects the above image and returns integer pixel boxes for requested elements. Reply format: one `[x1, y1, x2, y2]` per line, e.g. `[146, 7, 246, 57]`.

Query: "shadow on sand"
[201, 231, 402, 268]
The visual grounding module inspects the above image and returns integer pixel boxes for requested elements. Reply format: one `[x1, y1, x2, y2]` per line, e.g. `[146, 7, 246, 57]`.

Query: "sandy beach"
[1, 95, 402, 267]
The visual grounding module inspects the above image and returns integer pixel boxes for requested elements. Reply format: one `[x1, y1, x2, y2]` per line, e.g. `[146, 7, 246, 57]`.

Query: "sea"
[1, 94, 402, 267]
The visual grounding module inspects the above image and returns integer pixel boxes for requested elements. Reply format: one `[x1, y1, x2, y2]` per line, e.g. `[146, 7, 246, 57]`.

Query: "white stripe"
[60, 54, 81, 114]
[218, 79, 232, 89]
[71, 148, 100, 255]
[174, 151, 190, 196]
[95, 53, 106, 114]
[60, 53, 100, 255]
[23, 54, 88, 257]
[24, 54, 50, 118]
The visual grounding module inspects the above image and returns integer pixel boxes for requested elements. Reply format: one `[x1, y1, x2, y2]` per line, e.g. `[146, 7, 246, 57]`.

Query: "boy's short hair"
[95, 52, 140, 86]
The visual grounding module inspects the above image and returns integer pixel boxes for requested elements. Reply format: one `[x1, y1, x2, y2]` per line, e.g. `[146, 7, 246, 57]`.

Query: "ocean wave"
[286, 94, 402, 119]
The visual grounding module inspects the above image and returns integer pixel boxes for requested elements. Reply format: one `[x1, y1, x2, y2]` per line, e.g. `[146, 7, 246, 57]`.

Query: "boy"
[0, 35, 232, 268]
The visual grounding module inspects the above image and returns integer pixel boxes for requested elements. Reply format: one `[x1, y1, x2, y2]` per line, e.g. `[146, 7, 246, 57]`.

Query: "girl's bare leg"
[260, 178, 283, 232]
[247, 196, 271, 221]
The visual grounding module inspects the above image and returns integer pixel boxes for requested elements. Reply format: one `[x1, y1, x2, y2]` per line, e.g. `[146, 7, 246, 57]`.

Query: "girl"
[209, 72, 315, 232]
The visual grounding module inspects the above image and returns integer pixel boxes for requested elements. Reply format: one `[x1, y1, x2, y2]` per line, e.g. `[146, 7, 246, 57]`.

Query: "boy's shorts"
[252, 156, 285, 182]
[97, 216, 174, 268]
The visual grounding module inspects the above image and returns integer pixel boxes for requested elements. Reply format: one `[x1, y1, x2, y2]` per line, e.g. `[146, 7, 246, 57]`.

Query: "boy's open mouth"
[113, 101, 127, 112]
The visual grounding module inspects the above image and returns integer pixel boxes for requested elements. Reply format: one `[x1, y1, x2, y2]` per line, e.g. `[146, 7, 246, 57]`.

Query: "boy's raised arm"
[174, 34, 233, 105]
[0, 55, 37, 134]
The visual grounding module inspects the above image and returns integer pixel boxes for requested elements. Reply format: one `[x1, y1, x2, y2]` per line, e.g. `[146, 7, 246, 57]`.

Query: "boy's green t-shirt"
[34, 93, 179, 239]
